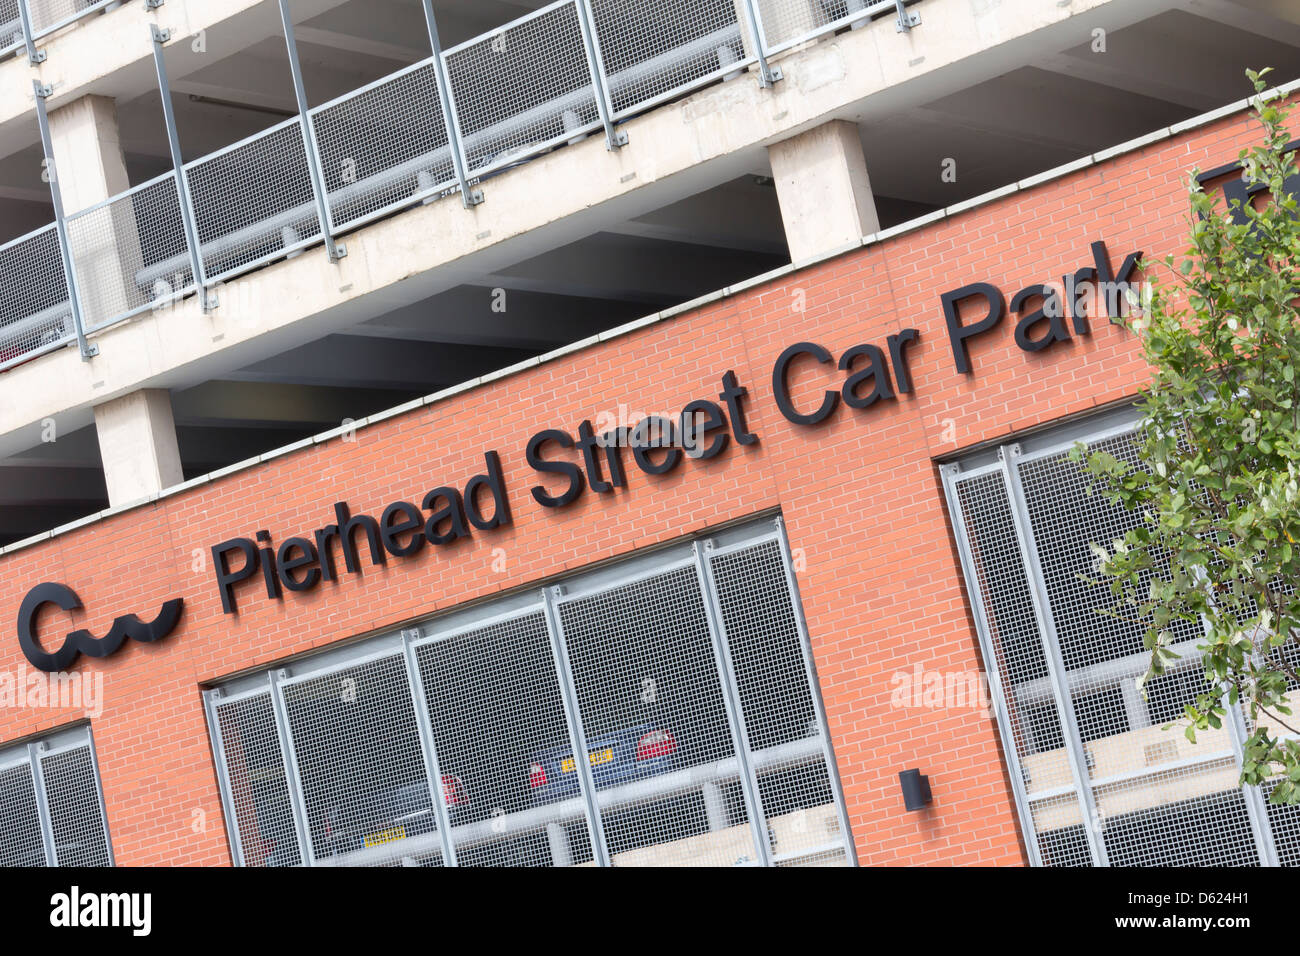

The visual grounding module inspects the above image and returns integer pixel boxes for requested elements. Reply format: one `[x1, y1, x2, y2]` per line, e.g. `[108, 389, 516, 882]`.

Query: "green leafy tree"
[1074, 69, 1300, 805]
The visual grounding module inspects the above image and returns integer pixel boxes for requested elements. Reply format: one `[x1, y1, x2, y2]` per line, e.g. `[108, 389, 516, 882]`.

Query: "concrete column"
[767, 119, 880, 262]
[94, 389, 184, 505]
[48, 95, 142, 327]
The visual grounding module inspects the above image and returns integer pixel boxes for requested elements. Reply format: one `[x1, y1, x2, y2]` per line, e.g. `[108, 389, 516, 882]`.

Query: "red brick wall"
[0, 101, 1283, 867]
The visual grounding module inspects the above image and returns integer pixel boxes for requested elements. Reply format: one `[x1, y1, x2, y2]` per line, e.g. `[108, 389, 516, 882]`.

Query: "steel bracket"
[895, 2, 920, 32]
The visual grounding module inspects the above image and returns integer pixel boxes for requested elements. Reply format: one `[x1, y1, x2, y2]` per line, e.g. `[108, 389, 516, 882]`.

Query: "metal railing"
[2, 0, 130, 64]
[0, 0, 921, 373]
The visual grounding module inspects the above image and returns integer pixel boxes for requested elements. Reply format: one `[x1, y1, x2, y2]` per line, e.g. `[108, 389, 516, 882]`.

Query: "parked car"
[321, 774, 471, 858]
[527, 724, 679, 805]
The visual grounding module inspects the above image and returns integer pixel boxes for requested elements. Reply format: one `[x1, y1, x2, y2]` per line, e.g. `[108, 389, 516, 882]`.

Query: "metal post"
[18, 1, 45, 65]
[276, 0, 346, 261]
[150, 25, 216, 311]
[542, 585, 611, 867]
[771, 516, 859, 866]
[32, 81, 98, 361]
[268, 669, 316, 866]
[203, 688, 250, 867]
[574, 0, 627, 149]
[739, 0, 781, 88]
[419, 0, 483, 207]
[693, 539, 774, 866]
[940, 462, 1045, 867]
[400, 629, 459, 867]
[894, 0, 920, 32]
[83, 733, 116, 867]
[1001, 444, 1109, 865]
[27, 743, 57, 866]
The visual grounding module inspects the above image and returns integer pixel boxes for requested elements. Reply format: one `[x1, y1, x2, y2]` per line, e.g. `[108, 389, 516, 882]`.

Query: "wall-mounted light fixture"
[899, 769, 932, 811]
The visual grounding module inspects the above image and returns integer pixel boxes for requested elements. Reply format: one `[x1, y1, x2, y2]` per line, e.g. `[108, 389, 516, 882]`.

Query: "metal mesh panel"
[40, 745, 111, 866]
[1017, 436, 1219, 797]
[0, 762, 46, 867]
[0, 0, 22, 53]
[184, 120, 321, 284]
[1262, 779, 1300, 866]
[708, 539, 848, 865]
[1094, 758, 1259, 865]
[281, 654, 438, 866]
[558, 565, 760, 866]
[310, 60, 457, 233]
[1029, 794, 1093, 866]
[444, 1, 601, 177]
[756, 0, 888, 53]
[27, 0, 115, 36]
[952, 471, 1072, 795]
[0, 225, 73, 370]
[213, 691, 302, 868]
[415, 611, 590, 866]
[590, 0, 748, 117]
[67, 174, 194, 332]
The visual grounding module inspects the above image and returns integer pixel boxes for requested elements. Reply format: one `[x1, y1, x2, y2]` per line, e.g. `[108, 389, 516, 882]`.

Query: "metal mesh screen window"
[943, 413, 1296, 866]
[67, 173, 195, 332]
[310, 60, 457, 234]
[206, 518, 851, 866]
[589, 0, 749, 118]
[280, 653, 438, 866]
[0, 762, 46, 866]
[707, 538, 851, 865]
[413, 610, 588, 867]
[0, 727, 112, 867]
[184, 119, 322, 284]
[557, 564, 761, 866]
[210, 690, 302, 868]
[0, 225, 73, 371]
[40, 744, 112, 866]
[444, 1, 601, 177]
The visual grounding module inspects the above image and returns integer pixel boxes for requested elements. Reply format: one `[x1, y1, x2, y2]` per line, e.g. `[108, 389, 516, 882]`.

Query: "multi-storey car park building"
[0, 0, 1297, 868]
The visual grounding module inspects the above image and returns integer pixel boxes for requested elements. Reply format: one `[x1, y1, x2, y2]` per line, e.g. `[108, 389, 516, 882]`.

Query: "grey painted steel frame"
[150, 26, 216, 311]
[999, 442, 1108, 865]
[81, 727, 116, 866]
[420, 0, 483, 207]
[22, 725, 114, 867]
[277, 0, 346, 261]
[542, 584, 613, 866]
[17, 0, 44, 64]
[739, 0, 781, 87]
[939, 459, 1045, 866]
[1009, 418, 1286, 866]
[203, 518, 852, 867]
[268, 668, 317, 866]
[400, 627, 459, 866]
[575, 0, 628, 149]
[32, 80, 96, 360]
[771, 516, 858, 864]
[202, 684, 254, 867]
[694, 537, 773, 866]
[26, 742, 57, 865]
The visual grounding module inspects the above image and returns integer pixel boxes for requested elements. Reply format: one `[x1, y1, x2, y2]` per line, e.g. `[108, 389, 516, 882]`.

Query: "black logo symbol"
[18, 583, 183, 672]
